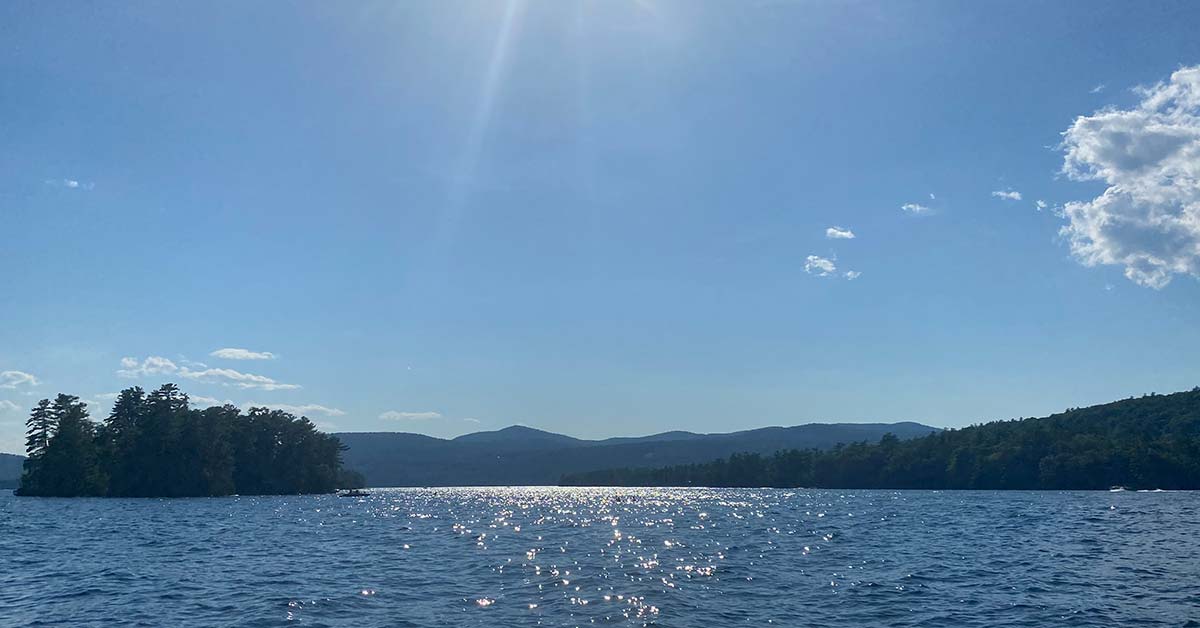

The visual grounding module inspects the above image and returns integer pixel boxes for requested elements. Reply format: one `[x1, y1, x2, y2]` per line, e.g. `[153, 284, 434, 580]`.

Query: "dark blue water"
[2, 488, 1198, 627]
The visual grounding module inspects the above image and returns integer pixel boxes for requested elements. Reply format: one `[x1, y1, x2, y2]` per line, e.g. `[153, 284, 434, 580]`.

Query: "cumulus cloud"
[901, 202, 934, 215]
[804, 255, 837, 276]
[117, 356, 299, 390]
[1036, 200, 1048, 211]
[992, 189, 1023, 201]
[245, 402, 346, 417]
[210, 348, 276, 361]
[1058, 65, 1200, 288]
[0, 371, 39, 389]
[379, 410, 443, 421]
[117, 356, 179, 378]
[825, 226, 856, 239]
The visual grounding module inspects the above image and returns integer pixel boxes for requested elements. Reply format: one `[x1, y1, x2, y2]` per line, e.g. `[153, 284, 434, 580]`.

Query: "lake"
[1, 488, 1197, 626]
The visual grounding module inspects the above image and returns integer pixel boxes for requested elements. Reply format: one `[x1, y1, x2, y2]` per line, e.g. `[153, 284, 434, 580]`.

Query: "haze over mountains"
[0, 453, 23, 489]
[336, 422, 940, 487]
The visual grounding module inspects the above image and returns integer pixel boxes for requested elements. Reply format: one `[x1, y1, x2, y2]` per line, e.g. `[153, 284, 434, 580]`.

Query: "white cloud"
[210, 348, 277, 361]
[992, 189, 1023, 201]
[182, 368, 299, 390]
[1036, 200, 1048, 211]
[379, 410, 443, 421]
[1058, 65, 1200, 288]
[844, 270, 861, 280]
[1091, 84, 1106, 94]
[0, 371, 39, 389]
[929, 193, 936, 200]
[116, 356, 299, 390]
[825, 226, 856, 239]
[463, 417, 482, 424]
[117, 356, 178, 377]
[0, 400, 20, 413]
[245, 402, 346, 417]
[901, 202, 934, 215]
[45, 178, 94, 190]
[804, 255, 837, 276]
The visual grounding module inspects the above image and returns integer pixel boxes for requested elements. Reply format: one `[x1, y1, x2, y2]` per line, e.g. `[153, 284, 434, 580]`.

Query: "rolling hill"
[335, 422, 939, 487]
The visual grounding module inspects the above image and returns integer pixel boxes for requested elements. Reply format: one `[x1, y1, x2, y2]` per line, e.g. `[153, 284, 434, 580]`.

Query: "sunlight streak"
[435, 0, 526, 248]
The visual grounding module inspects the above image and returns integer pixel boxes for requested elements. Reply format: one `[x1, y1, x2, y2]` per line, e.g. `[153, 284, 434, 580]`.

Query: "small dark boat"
[339, 489, 370, 497]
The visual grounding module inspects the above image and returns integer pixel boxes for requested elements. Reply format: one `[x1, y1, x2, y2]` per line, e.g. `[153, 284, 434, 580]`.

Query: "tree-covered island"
[17, 383, 359, 497]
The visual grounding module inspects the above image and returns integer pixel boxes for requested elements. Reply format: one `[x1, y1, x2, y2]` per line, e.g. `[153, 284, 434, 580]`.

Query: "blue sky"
[3, 1, 1200, 453]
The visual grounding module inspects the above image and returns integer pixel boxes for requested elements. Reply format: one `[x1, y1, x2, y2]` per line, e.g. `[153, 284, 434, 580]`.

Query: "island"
[15, 384, 360, 497]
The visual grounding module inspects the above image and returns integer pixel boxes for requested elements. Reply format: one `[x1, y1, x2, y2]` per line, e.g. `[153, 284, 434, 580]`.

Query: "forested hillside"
[562, 388, 1200, 490]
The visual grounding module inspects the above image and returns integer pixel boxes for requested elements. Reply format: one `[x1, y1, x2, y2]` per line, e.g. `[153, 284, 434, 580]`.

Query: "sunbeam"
[434, 0, 526, 250]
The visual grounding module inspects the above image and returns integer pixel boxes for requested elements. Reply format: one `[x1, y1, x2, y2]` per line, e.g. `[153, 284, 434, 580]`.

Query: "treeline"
[18, 384, 359, 497]
[562, 388, 1200, 490]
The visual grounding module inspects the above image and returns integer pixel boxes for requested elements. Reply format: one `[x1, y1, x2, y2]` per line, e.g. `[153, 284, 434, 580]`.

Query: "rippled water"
[2, 488, 1199, 627]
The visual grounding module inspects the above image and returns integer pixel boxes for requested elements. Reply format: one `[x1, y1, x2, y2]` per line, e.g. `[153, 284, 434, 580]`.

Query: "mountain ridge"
[335, 421, 941, 487]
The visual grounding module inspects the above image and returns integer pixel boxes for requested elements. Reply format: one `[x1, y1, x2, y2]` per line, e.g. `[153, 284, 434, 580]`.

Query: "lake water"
[1, 488, 1198, 627]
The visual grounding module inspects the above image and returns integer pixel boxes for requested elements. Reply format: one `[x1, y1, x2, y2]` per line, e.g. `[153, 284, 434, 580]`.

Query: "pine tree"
[38, 394, 107, 497]
[18, 399, 56, 495]
[23, 399, 55, 458]
[101, 387, 147, 497]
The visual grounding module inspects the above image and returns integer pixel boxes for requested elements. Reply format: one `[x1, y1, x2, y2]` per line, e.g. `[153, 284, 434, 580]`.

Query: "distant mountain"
[335, 421, 940, 487]
[0, 453, 24, 489]
[452, 425, 585, 449]
[563, 388, 1200, 490]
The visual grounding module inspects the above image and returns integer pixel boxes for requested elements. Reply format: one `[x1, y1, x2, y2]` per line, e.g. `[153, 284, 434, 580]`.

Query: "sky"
[3, 0, 1200, 454]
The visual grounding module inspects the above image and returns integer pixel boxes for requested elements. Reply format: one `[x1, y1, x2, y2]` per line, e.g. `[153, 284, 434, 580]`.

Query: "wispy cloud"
[0, 400, 20, 413]
[901, 202, 934, 216]
[246, 402, 345, 417]
[1035, 200, 1048, 211]
[0, 371, 39, 390]
[1058, 64, 1200, 288]
[825, 226, 856, 240]
[379, 410, 443, 421]
[117, 356, 299, 390]
[844, 270, 862, 280]
[45, 178, 94, 190]
[1090, 83, 1106, 94]
[991, 189, 1023, 201]
[210, 348, 276, 361]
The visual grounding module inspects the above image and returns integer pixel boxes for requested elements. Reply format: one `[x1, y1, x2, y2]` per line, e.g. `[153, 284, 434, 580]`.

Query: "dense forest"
[562, 388, 1200, 490]
[17, 384, 358, 497]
